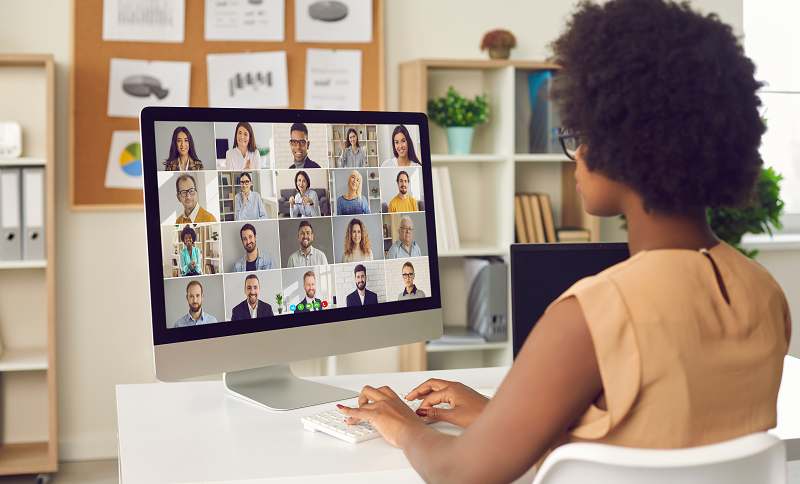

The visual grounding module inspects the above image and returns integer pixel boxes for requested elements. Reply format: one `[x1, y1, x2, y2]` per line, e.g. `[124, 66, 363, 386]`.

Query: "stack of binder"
[0, 167, 46, 260]
[431, 166, 460, 252]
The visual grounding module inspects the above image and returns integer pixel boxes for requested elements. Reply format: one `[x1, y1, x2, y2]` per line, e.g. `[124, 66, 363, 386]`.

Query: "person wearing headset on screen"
[346, 264, 378, 307]
[231, 274, 274, 320]
[233, 224, 277, 272]
[235, 172, 268, 221]
[338, 128, 366, 168]
[294, 271, 323, 312]
[179, 225, 202, 276]
[341, 218, 373, 262]
[289, 170, 320, 218]
[226, 122, 261, 170]
[175, 174, 217, 223]
[397, 261, 425, 300]
[385, 216, 421, 259]
[173, 281, 218, 328]
[288, 123, 321, 169]
[336, 170, 370, 215]
[163, 126, 205, 171]
[381, 125, 421, 167]
[388, 171, 418, 213]
[335, 3, 791, 482]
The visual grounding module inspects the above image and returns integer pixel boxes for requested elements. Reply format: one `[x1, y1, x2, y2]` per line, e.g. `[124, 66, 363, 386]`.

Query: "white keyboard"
[301, 389, 495, 444]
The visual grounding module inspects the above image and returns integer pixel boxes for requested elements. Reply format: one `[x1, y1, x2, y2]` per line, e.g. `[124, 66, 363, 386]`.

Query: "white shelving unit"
[398, 59, 601, 372]
[0, 54, 58, 477]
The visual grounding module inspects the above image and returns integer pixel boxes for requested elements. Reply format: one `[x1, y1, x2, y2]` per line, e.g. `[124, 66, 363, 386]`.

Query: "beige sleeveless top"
[547, 242, 791, 450]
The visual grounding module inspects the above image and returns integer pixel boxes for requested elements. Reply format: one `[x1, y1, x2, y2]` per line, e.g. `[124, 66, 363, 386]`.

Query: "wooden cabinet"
[397, 59, 599, 372]
[0, 54, 57, 476]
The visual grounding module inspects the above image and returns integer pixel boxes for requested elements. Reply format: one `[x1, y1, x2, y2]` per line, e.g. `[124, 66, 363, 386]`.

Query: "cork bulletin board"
[69, 0, 385, 210]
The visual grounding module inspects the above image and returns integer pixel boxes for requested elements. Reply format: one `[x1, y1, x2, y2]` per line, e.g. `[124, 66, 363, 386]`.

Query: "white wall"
[1, 0, 771, 463]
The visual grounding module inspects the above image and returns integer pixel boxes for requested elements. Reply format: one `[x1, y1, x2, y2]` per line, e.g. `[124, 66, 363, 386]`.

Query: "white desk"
[117, 357, 800, 484]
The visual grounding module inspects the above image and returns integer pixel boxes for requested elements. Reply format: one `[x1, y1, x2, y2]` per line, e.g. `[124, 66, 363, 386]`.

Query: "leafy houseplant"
[211, 231, 219, 241]
[427, 86, 489, 154]
[275, 293, 284, 314]
[258, 146, 271, 158]
[370, 186, 379, 198]
[481, 29, 517, 59]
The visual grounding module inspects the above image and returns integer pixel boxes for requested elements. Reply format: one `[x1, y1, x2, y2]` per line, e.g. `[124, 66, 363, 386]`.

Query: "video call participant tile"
[383, 212, 429, 259]
[278, 218, 334, 268]
[213, 121, 272, 170]
[223, 271, 284, 321]
[384, 257, 431, 301]
[272, 122, 329, 169]
[161, 222, 223, 278]
[157, 171, 222, 225]
[334, 261, 388, 307]
[275, 168, 330, 218]
[164, 275, 225, 329]
[281, 265, 334, 312]
[379, 166, 424, 213]
[219, 219, 281, 273]
[329, 168, 371, 216]
[155, 121, 216, 172]
[331, 214, 384, 263]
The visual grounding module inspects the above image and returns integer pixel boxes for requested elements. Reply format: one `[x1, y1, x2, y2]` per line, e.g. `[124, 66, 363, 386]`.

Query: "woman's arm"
[194, 247, 203, 274]
[179, 249, 189, 275]
[340, 297, 603, 484]
[234, 193, 244, 221]
[362, 196, 370, 214]
[256, 192, 268, 219]
[310, 190, 320, 216]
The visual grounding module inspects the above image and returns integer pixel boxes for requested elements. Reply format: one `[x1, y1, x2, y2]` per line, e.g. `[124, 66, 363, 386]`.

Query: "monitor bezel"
[141, 107, 441, 347]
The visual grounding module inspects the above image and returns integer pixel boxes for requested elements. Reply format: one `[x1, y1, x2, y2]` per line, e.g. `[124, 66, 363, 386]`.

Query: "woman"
[336, 1, 791, 482]
[336, 170, 370, 215]
[179, 225, 202, 276]
[341, 218, 373, 263]
[381, 125, 421, 167]
[163, 127, 204, 171]
[338, 128, 366, 168]
[289, 170, 320, 218]
[226, 122, 261, 170]
[234, 172, 268, 220]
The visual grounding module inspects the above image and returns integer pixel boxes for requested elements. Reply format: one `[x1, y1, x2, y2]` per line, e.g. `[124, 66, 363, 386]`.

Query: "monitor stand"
[223, 363, 359, 411]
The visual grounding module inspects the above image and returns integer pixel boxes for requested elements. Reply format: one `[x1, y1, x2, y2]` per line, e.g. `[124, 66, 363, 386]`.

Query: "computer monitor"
[140, 107, 442, 410]
[510, 243, 629, 358]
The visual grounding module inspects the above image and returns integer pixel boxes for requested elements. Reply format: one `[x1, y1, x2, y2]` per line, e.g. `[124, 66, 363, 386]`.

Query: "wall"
[0, 0, 768, 463]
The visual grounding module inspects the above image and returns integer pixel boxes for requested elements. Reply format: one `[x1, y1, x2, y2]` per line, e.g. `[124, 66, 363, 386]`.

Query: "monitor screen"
[510, 243, 629, 359]
[141, 109, 441, 349]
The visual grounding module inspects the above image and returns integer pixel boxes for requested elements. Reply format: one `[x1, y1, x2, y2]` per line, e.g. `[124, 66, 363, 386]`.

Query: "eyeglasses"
[289, 139, 308, 147]
[557, 129, 583, 161]
[402, 272, 415, 279]
[240, 180, 251, 185]
[399, 227, 413, 232]
[177, 188, 197, 198]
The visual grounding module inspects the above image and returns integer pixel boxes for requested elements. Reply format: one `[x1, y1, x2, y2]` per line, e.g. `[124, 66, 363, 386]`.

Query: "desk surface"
[117, 357, 800, 484]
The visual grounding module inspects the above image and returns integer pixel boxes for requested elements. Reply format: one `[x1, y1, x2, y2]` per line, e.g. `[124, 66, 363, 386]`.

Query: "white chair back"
[531, 432, 786, 484]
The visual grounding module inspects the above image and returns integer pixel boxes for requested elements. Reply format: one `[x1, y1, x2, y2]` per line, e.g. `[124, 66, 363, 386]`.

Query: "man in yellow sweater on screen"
[175, 174, 217, 224]
[388, 171, 418, 213]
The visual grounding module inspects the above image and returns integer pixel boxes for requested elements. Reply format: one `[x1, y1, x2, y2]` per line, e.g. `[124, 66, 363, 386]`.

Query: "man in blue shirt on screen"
[234, 223, 277, 272]
[173, 281, 219, 328]
[386, 216, 422, 259]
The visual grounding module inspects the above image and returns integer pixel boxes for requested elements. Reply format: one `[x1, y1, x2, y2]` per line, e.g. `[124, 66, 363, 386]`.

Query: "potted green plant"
[481, 29, 517, 59]
[427, 86, 489, 155]
[258, 146, 271, 157]
[275, 293, 284, 314]
[211, 231, 219, 241]
[370, 186, 379, 198]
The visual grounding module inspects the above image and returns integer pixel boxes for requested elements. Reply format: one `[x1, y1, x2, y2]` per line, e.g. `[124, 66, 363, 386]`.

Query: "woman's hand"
[302, 197, 313, 206]
[289, 196, 295, 208]
[339, 138, 346, 151]
[338, 385, 427, 448]
[405, 379, 489, 428]
[244, 159, 252, 169]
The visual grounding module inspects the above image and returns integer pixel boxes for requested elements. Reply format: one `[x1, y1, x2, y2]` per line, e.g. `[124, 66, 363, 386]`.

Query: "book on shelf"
[537, 193, 557, 243]
[514, 196, 528, 243]
[528, 195, 546, 244]
[556, 227, 591, 242]
[519, 194, 538, 243]
[431, 166, 460, 251]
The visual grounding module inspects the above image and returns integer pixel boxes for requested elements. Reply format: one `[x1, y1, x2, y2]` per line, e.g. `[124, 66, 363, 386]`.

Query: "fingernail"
[416, 408, 427, 417]
[336, 404, 344, 409]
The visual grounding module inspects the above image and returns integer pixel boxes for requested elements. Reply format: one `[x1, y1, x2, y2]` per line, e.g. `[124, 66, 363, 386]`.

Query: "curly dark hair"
[180, 225, 196, 244]
[549, 0, 764, 214]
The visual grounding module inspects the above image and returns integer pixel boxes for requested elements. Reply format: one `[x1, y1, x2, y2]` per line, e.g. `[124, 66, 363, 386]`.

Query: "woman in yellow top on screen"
[335, 1, 791, 482]
[381, 125, 421, 167]
[163, 126, 204, 171]
[341, 218, 373, 263]
[226, 122, 262, 170]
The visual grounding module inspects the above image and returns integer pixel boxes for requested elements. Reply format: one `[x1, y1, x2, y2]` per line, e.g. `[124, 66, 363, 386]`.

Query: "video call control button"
[290, 305, 297, 312]
[321, 301, 328, 308]
[298, 304, 306, 311]
[313, 302, 321, 309]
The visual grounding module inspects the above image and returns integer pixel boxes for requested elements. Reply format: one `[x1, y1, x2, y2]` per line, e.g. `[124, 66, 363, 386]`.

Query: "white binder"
[0, 168, 21, 260]
[22, 167, 45, 260]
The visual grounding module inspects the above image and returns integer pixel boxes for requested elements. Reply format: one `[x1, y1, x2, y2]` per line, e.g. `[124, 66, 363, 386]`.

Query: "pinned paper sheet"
[206, 52, 289, 108]
[295, 0, 372, 43]
[105, 131, 143, 190]
[102, 0, 185, 42]
[107, 58, 191, 118]
[205, 0, 284, 41]
[305, 49, 362, 110]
